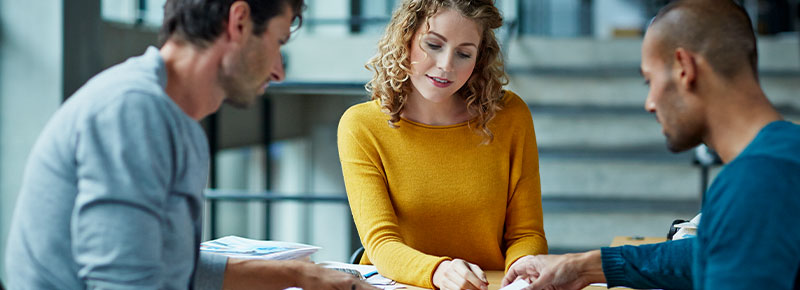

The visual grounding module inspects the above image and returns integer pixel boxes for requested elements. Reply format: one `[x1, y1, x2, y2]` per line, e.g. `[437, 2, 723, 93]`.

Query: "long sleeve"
[338, 92, 547, 288]
[338, 118, 449, 288]
[4, 47, 208, 289]
[502, 103, 548, 269]
[603, 122, 800, 290]
[73, 93, 176, 289]
[601, 239, 694, 290]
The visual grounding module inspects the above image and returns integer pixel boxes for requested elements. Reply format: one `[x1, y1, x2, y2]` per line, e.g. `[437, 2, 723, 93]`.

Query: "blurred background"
[2, 0, 800, 279]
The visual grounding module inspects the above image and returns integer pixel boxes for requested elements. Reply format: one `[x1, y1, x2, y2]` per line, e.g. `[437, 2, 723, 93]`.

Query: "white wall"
[0, 0, 64, 280]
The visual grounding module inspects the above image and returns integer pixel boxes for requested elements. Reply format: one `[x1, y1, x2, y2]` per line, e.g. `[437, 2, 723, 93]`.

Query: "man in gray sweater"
[4, 1, 376, 289]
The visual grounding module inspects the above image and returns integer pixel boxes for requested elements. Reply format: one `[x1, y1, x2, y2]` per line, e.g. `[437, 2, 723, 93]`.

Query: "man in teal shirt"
[503, 1, 800, 289]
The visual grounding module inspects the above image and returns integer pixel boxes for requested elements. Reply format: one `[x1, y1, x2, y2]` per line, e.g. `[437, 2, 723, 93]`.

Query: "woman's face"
[408, 9, 481, 104]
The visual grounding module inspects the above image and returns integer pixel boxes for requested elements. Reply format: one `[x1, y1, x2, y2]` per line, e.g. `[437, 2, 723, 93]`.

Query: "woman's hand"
[432, 259, 488, 290]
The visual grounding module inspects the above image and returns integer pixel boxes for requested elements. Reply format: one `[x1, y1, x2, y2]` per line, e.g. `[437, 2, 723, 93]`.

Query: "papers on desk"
[505, 281, 654, 290]
[317, 261, 405, 289]
[590, 283, 663, 289]
[499, 279, 529, 290]
[200, 235, 320, 260]
[672, 213, 701, 240]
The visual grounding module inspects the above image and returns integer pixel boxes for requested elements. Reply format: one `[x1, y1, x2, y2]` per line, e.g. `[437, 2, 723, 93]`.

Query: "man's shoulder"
[65, 69, 174, 126]
[721, 121, 800, 182]
[69, 48, 167, 111]
[749, 121, 800, 163]
[723, 154, 800, 181]
[709, 122, 800, 204]
[709, 152, 800, 211]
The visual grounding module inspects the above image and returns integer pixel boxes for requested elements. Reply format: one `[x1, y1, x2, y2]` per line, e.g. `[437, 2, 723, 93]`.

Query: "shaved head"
[649, 0, 757, 80]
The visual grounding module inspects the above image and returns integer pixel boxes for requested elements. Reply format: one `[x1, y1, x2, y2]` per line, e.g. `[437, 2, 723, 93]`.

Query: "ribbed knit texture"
[337, 91, 548, 288]
[599, 121, 800, 290]
[601, 246, 628, 285]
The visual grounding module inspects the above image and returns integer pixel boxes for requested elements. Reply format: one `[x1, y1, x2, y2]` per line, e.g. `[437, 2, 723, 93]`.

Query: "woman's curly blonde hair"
[365, 0, 508, 143]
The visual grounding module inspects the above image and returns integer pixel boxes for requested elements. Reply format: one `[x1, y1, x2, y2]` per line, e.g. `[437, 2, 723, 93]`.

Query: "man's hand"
[222, 259, 379, 290]
[501, 251, 605, 290]
[294, 263, 378, 290]
[432, 259, 489, 290]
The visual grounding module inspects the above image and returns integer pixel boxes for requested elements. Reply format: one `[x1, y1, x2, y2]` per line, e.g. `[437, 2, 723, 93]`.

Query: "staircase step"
[544, 210, 698, 253]
[531, 108, 662, 148]
[539, 158, 718, 200]
[510, 75, 800, 108]
[504, 37, 800, 71]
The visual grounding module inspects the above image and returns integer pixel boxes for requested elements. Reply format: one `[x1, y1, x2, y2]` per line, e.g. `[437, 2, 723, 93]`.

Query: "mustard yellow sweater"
[337, 91, 547, 288]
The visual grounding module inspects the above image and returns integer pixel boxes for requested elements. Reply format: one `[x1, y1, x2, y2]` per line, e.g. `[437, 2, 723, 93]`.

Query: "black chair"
[349, 246, 365, 264]
[667, 219, 688, 240]
[1, 278, 5, 290]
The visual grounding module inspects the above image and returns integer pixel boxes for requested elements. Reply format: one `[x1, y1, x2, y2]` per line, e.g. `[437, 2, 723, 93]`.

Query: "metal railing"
[204, 189, 360, 256]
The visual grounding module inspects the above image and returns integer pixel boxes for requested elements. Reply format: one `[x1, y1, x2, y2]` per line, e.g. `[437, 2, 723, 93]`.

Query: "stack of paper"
[200, 236, 320, 260]
[317, 261, 405, 290]
[672, 213, 702, 240]
[499, 279, 529, 290]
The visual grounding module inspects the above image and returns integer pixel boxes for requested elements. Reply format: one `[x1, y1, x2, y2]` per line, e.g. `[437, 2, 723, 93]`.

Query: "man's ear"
[225, 1, 252, 44]
[673, 48, 697, 91]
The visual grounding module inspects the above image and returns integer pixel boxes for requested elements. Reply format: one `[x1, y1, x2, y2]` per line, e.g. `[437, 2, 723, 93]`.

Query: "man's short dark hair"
[160, 0, 305, 47]
[651, 0, 758, 79]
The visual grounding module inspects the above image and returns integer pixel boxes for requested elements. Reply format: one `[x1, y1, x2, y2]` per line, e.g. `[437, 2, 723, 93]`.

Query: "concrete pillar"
[0, 0, 102, 279]
[0, 0, 65, 280]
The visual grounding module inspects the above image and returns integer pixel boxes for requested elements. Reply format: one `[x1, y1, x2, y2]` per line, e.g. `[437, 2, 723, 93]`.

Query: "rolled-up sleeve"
[193, 252, 228, 290]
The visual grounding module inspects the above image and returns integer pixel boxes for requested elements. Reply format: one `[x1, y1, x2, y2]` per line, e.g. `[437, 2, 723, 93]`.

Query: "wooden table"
[401, 271, 506, 290]
[402, 236, 666, 290]
[581, 236, 666, 290]
[608, 236, 666, 247]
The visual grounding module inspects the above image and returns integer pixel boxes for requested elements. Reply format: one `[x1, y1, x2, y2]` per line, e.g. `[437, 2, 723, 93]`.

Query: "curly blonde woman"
[337, 0, 547, 289]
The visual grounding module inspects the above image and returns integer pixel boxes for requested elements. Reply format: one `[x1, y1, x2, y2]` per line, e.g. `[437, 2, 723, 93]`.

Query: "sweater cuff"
[193, 252, 228, 290]
[600, 246, 627, 287]
[428, 256, 452, 289]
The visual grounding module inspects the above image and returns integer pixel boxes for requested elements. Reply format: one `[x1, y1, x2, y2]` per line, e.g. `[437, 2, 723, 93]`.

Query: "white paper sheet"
[499, 279, 529, 290]
[317, 261, 406, 289]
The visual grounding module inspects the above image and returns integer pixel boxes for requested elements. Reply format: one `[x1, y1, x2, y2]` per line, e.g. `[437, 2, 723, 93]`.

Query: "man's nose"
[271, 52, 286, 82]
[644, 95, 656, 113]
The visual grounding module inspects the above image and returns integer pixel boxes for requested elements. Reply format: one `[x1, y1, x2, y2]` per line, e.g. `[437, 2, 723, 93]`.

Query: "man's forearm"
[221, 258, 375, 290]
[222, 259, 304, 290]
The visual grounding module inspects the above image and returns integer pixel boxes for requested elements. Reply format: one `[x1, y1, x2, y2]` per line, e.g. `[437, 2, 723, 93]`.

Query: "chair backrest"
[349, 246, 365, 264]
